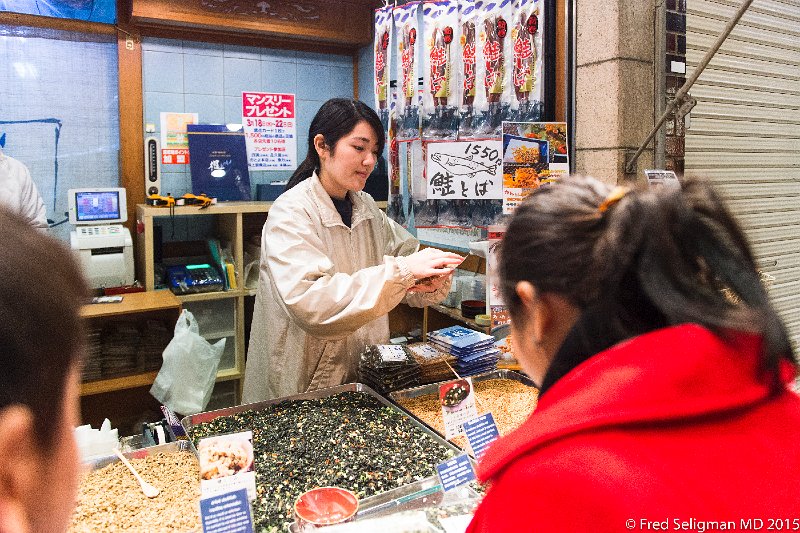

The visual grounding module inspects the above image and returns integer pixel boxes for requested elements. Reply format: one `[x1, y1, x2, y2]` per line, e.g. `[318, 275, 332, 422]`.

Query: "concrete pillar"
[573, 1, 656, 185]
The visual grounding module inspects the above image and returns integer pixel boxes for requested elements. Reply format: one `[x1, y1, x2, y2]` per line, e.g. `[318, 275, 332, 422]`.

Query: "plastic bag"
[150, 309, 225, 416]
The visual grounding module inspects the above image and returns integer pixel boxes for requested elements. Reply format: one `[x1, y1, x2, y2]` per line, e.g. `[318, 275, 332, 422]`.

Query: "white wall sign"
[426, 140, 502, 200]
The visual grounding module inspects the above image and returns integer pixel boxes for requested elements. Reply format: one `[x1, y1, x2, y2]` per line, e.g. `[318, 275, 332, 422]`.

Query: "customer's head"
[0, 207, 87, 532]
[499, 175, 794, 391]
[287, 98, 385, 191]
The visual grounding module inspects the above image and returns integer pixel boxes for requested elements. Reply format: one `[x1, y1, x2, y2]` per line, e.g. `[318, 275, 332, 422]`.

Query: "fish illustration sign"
[426, 140, 503, 199]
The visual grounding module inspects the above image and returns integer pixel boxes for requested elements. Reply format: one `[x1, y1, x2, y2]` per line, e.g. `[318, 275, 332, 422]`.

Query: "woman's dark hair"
[500, 175, 795, 393]
[286, 98, 386, 190]
[0, 208, 88, 450]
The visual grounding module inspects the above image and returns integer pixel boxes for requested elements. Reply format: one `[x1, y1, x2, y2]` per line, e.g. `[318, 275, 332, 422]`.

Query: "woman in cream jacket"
[243, 99, 462, 402]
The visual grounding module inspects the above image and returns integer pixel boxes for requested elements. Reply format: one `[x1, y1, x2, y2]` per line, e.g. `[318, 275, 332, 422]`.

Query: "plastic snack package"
[422, 0, 460, 140]
[374, 6, 394, 129]
[477, 0, 515, 135]
[510, 0, 544, 122]
[458, 0, 483, 138]
[394, 2, 423, 140]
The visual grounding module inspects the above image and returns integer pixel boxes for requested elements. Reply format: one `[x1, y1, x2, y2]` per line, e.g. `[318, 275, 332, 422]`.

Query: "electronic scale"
[68, 187, 135, 289]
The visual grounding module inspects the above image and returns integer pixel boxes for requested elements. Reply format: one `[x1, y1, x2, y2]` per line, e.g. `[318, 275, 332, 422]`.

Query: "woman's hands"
[403, 248, 464, 293]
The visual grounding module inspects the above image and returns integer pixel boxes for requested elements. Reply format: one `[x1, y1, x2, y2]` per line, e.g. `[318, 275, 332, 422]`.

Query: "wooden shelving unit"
[79, 290, 182, 397]
[135, 201, 272, 405]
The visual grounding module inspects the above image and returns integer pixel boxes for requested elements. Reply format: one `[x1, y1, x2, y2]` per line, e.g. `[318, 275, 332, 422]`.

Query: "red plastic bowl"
[294, 487, 359, 527]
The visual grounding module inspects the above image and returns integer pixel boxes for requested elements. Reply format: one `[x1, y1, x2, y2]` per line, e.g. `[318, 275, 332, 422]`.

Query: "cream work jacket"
[0, 150, 48, 229]
[242, 173, 450, 403]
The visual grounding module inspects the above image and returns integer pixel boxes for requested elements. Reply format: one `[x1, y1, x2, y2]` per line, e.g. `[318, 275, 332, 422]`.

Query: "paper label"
[199, 488, 254, 533]
[377, 344, 407, 362]
[407, 343, 443, 361]
[198, 431, 257, 502]
[462, 412, 500, 460]
[436, 454, 476, 492]
[440, 378, 478, 439]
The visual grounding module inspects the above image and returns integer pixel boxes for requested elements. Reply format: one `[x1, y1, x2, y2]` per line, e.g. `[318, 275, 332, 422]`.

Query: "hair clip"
[598, 186, 631, 213]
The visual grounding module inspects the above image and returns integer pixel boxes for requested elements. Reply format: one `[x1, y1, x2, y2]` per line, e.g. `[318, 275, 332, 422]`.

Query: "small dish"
[294, 487, 359, 529]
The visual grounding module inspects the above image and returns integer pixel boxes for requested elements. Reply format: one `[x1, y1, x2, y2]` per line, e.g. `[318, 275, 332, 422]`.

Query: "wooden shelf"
[177, 289, 248, 302]
[80, 290, 181, 319]
[80, 371, 160, 396]
[427, 303, 489, 333]
[137, 201, 271, 218]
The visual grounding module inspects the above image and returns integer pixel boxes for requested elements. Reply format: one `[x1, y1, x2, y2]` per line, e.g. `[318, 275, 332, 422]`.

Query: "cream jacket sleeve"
[265, 200, 418, 340]
[380, 213, 453, 308]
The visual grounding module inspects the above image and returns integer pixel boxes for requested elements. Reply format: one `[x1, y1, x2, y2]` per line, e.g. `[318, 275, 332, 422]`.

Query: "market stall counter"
[182, 383, 466, 531]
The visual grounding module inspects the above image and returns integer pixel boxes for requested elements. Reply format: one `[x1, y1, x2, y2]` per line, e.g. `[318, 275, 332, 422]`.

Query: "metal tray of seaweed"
[181, 382, 463, 455]
[388, 369, 536, 403]
[181, 383, 472, 532]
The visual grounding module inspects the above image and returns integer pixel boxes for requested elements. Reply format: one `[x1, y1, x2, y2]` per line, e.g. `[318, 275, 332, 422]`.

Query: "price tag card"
[462, 412, 500, 460]
[200, 488, 254, 533]
[436, 454, 476, 492]
[440, 378, 478, 439]
[198, 431, 257, 501]
[377, 344, 408, 362]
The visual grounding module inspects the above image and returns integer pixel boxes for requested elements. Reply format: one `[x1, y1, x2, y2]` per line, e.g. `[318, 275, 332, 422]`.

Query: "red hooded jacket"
[467, 324, 800, 532]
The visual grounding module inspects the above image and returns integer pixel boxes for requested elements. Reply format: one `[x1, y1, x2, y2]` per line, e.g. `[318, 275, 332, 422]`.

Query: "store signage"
[197, 431, 257, 502]
[439, 377, 478, 439]
[462, 412, 500, 460]
[199, 488, 254, 533]
[241, 92, 297, 170]
[644, 169, 681, 189]
[426, 140, 503, 200]
[501, 122, 569, 214]
[160, 112, 198, 165]
[436, 454, 476, 492]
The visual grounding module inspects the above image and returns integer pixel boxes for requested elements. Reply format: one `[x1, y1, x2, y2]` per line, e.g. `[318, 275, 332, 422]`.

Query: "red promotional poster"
[241, 92, 297, 170]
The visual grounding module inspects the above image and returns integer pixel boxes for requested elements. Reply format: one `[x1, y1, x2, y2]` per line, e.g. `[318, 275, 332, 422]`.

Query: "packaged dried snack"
[394, 2, 422, 139]
[422, 0, 459, 139]
[458, 0, 483, 138]
[477, 0, 515, 135]
[511, 0, 544, 121]
[374, 6, 394, 129]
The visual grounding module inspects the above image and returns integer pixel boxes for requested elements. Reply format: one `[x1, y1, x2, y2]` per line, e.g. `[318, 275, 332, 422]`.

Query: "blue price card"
[462, 412, 500, 460]
[436, 454, 476, 492]
[200, 488, 254, 533]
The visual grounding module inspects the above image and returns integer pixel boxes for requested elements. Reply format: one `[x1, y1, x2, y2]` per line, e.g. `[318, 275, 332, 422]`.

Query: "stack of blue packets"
[426, 325, 500, 377]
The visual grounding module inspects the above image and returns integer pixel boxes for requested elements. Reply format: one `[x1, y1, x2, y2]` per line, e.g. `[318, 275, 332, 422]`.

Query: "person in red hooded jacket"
[468, 176, 800, 532]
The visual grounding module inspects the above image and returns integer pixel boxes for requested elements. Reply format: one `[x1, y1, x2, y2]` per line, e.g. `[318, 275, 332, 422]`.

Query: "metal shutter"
[685, 0, 800, 346]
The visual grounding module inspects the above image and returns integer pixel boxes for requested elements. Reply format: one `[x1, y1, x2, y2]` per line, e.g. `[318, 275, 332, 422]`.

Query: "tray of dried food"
[182, 383, 464, 533]
[69, 440, 201, 532]
[389, 370, 539, 449]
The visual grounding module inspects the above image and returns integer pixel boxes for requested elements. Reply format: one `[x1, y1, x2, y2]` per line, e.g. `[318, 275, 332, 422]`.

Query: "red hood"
[478, 324, 792, 482]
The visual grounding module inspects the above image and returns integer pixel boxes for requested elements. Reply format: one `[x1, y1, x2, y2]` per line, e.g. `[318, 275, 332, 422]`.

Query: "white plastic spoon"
[113, 448, 160, 498]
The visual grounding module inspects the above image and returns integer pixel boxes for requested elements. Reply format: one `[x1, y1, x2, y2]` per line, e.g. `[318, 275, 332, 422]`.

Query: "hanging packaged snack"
[422, 0, 459, 140]
[511, 0, 544, 122]
[394, 2, 422, 140]
[387, 123, 410, 227]
[458, 0, 483, 138]
[410, 140, 438, 228]
[374, 6, 394, 129]
[478, 0, 515, 135]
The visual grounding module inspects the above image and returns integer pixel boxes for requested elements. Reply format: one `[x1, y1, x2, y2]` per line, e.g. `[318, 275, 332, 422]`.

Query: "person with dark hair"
[243, 98, 462, 402]
[0, 206, 87, 531]
[468, 176, 800, 532]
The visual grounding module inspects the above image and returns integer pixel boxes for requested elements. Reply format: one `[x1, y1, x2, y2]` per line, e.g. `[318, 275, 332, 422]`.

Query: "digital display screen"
[75, 191, 121, 222]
